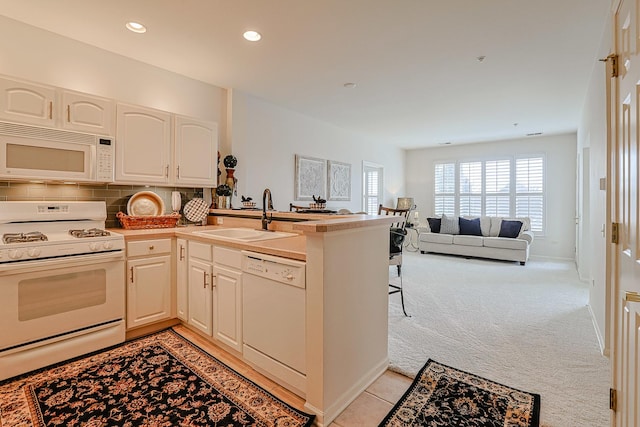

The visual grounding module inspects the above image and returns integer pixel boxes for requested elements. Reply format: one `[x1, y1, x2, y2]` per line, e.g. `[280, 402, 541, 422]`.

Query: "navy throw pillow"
[427, 217, 441, 233]
[459, 217, 482, 236]
[498, 220, 523, 238]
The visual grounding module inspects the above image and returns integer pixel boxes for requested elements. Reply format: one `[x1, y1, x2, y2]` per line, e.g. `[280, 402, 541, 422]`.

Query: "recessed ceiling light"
[243, 30, 262, 42]
[126, 21, 147, 34]
[343, 82, 357, 88]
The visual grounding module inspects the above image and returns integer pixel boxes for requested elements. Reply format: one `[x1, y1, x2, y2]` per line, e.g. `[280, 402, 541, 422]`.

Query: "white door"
[0, 77, 55, 127]
[188, 258, 213, 336]
[212, 264, 242, 352]
[612, 0, 640, 424]
[62, 91, 115, 135]
[126, 255, 171, 328]
[115, 103, 171, 184]
[174, 116, 218, 186]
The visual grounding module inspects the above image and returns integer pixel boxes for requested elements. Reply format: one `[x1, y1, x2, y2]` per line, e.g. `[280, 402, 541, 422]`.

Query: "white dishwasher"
[241, 251, 307, 394]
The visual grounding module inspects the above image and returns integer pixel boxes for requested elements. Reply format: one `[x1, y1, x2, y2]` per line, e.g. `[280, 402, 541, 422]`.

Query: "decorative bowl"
[309, 203, 326, 210]
[242, 201, 257, 208]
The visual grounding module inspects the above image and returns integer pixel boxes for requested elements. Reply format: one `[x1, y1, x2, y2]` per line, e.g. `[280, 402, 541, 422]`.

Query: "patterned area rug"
[380, 359, 540, 427]
[0, 329, 314, 427]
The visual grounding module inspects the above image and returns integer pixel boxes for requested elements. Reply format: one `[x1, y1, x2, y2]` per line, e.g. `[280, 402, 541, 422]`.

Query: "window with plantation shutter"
[434, 162, 455, 216]
[363, 162, 383, 215]
[433, 156, 545, 233]
[516, 157, 544, 232]
[485, 160, 510, 217]
[459, 161, 482, 216]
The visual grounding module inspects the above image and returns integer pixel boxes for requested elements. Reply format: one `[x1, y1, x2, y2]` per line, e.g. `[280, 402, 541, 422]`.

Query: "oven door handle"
[0, 251, 125, 275]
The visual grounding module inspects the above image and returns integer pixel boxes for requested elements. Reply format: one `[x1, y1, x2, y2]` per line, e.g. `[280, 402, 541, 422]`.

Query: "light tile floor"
[173, 324, 412, 426]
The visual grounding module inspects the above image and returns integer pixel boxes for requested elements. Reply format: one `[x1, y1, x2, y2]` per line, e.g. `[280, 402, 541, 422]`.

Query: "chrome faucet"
[262, 188, 273, 230]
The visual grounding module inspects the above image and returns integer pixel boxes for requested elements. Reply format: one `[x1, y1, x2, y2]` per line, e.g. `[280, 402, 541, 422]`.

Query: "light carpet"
[388, 252, 610, 427]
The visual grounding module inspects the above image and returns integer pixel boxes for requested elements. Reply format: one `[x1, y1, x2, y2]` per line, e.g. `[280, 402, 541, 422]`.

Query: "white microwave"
[0, 121, 114, 183]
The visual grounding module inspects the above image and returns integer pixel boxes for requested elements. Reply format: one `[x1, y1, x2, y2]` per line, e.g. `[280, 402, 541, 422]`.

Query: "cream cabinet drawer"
[213, 246, 241, 269]
[189, 241, 213, 262]
[127, 239, 171, 257]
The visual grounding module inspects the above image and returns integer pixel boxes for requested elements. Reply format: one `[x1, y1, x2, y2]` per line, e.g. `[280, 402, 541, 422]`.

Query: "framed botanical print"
[327, 160, 351, 201]
[294, 155, 327, 201]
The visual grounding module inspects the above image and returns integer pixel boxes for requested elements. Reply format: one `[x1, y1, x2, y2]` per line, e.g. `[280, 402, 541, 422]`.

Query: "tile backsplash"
[0, 181, 205, 228]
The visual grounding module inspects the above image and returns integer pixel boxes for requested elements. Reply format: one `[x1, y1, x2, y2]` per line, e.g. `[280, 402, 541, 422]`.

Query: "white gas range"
[0, 201, 125, 381]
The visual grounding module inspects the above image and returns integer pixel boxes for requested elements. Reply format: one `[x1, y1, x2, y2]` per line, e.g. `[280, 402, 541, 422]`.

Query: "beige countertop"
[109, 225, 307, 261]
[210, 209, 397, 232]
[110, 213, 395, 261]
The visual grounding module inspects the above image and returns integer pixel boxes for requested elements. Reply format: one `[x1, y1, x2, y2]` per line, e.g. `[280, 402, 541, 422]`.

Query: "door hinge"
[612, 222, 620, 244]
[610, 388, 617, 412]
[600, 54, 619, 78]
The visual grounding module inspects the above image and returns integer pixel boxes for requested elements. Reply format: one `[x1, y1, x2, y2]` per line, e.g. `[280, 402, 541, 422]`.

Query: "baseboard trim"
[586, 303, 608, 356]
[304, 357, 388, 427]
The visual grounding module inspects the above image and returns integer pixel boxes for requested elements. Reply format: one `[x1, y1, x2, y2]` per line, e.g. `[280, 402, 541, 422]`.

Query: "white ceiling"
[0, 0, 610, 149]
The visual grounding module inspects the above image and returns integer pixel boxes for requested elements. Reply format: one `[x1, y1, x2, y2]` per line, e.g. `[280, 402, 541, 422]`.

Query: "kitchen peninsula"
[117, 210, 396, 427]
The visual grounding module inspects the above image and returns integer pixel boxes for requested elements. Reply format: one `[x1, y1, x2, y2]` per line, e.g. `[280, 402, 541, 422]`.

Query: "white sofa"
[418, 216, 534, 265]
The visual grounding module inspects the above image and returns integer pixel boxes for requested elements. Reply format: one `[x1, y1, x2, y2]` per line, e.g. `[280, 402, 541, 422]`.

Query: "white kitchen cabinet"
[212, 246, 243, 352]
[61, 90, 114, 135]
[174, 116, 218, 186]
[115, 103, 172, 185]
[188, 241, 213, 336]
[126, 238, 172, 329]
[0, 77, 56, 127]
[176, 238, 188, 321]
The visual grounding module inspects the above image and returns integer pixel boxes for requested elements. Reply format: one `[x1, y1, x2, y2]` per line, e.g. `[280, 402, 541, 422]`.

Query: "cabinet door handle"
[212, 274, 216, 288]
[204, 272, 209, 288]
[165, 165, 169, 178]
[130, 266, 134, 283]
[179, 245, 185, 261]
[49, 101, 53, 120]
[149, 245, 154, 250]
[625, 291, 640, 303]
[177, 165, 180, 178]
[67, 105, 71, 122]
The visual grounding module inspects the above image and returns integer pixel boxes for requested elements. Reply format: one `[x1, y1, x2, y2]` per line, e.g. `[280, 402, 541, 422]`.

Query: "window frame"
[433, 155, 545, 234]
[362, 161, 384, 215]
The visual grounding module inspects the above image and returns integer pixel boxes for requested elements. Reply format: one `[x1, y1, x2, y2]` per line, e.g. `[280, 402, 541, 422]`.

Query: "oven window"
[7, 143, 86, 172]
[18, 270, 107, 321]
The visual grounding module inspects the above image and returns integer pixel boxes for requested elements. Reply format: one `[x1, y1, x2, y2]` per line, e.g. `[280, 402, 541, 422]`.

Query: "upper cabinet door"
[62, 91, 115, 135]
[174, 116, 218, 186]
[115, 103, 172, 184]
[0, 77, 56, 127]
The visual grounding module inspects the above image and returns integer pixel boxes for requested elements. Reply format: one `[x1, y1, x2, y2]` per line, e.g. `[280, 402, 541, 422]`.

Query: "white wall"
[577, 9, 612, 354]
[0, 16, 226, 133]
[229, 90, 405, 212]
[405, 134, 577, 259]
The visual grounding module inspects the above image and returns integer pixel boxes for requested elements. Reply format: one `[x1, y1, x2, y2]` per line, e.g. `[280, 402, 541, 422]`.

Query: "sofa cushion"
[427, 217, 441, 233]
[483, 236, 528, 250]
[489, 217, 502, 237]
[440, 214, 460, 234]
[420, 233, 454, 244]
[498, 220, 523, 238]
[479, 216, 491, 236]
[459, 217, 482, 236]
[453, 235, 484, 247]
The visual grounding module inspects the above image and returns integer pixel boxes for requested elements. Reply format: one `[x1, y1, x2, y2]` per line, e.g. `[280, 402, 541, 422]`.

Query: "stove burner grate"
[69, 228, 111, 238]
[2, 232, 48, 244]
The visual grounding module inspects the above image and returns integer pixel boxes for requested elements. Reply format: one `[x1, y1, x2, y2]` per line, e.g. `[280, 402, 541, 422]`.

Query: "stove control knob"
[89, 242, 100, 251]
[27, 248, 41, 257]
[8, 249, 24, 259]
[103, 241, 113, 250]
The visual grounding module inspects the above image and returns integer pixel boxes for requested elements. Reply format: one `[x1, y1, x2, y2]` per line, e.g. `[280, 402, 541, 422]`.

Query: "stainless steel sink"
[192, 227, 297, 242]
